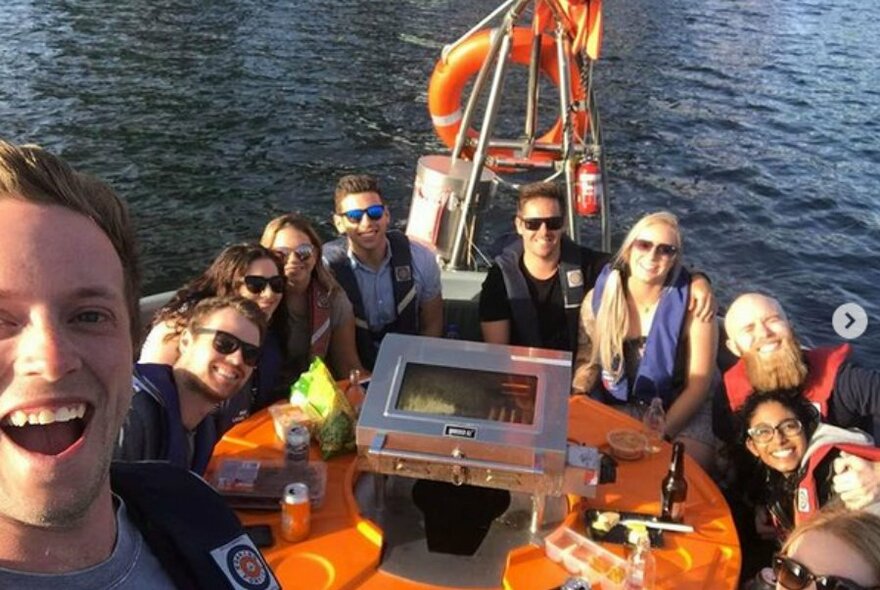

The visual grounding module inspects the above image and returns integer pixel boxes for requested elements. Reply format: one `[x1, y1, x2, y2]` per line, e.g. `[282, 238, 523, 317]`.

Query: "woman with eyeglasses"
[139, 242, 286, 431]
[261, 213, 363, 387]
[739, 391, 880, 547]
[774, 508, 880, 590]
[572, 211, 718, 471]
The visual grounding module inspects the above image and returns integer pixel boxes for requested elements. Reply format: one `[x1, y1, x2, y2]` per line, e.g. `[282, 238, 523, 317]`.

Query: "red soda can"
[280, 482, 311, 543]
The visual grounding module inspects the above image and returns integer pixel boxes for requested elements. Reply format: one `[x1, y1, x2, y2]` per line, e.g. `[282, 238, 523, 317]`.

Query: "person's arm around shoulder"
[479, 264, 512, 344]
[572, 288, 599, 394]
[665, 306, 719, 437]
[139, 321, 181, 364]
[327, 289, 365, 378]
[688, 272, 717, 322]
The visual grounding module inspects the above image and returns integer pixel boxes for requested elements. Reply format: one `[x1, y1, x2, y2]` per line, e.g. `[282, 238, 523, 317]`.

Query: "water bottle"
[445, 323, 460, 339]
[345, 369, 366, 417]
[642, 397, 666, 454]
[623, 525, 656, 590]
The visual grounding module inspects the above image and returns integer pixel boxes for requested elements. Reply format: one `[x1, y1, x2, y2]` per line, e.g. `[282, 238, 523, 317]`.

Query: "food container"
[269, 402, 315, 441]
[606, 429, 647, 461]
[545, 525, 627, 589]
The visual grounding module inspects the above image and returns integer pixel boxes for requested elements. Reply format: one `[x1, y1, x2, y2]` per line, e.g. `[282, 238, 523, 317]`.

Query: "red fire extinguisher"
[575, 159, 602, 217]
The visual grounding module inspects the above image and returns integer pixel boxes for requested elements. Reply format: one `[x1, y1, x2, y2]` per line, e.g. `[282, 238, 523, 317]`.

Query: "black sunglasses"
[242, 275, 285, 295]
[340, 204, 386, 223]
[193, 328, 260, 367]
[774, 555, 880, 590]
[519, 216, 564, 231]
[632, 238, 678, 258]
[274, 243, 315, 263]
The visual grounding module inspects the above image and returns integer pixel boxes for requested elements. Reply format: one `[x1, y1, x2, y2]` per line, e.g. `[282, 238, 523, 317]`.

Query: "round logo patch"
[226, 544, 270, 590]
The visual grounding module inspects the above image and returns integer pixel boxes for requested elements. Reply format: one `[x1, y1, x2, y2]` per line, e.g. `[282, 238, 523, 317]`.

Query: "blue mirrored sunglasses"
[341, 204, 385, 223]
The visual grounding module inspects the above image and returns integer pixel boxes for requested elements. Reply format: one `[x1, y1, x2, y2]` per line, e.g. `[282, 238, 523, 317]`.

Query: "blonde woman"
[261, 213, 363, 383]
[774, 509, 880, 590]
[572, 212, 718, 470]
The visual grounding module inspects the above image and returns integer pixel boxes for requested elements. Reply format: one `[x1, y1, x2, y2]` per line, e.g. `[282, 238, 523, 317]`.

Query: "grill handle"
[367, 434, 545, 477]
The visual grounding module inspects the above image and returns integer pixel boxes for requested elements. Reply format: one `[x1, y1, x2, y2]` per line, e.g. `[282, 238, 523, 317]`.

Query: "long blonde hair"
[592, 211, 682, 382]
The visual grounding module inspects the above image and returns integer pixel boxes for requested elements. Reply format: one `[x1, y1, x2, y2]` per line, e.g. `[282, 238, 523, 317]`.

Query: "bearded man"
[721, 293, 880, 436]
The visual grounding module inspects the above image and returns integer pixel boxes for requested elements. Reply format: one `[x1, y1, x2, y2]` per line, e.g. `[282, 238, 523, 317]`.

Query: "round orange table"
[210, 395, 740, 589]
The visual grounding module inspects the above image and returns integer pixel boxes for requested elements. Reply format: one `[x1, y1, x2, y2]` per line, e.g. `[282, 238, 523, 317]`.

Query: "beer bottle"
[660, 441, 687, 522]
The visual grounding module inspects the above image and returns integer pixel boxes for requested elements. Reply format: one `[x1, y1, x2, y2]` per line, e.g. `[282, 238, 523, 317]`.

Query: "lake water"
[2, 0, 878, 365]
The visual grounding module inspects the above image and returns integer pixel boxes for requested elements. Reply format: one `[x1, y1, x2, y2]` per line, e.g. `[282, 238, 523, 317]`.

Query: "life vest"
[111, 461, 280, 590]
[324, 230, 419, 369]
[495, 236, 585, 351]
[591, 264, 690, 405]
[132, 363, 217, 475]
[794, 441, 880, 526]
[427, 26, 587, 172]
[723, 344, 851, 414]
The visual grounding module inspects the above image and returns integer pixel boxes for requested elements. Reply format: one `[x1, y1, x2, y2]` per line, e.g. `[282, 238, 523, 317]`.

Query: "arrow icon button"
[833, 303, 868, 340]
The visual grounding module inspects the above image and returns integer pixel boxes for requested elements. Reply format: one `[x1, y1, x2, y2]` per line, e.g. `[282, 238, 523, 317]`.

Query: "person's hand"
[754, 505, 776, 540]
[832, 451, 880, 510]
[688, 274, 717, 322]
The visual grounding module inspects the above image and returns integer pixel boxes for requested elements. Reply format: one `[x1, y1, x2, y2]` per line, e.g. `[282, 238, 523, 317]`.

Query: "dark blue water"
[2, 0, 878, 365]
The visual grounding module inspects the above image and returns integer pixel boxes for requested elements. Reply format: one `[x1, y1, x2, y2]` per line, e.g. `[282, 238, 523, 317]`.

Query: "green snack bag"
[289, 357, 356, 458]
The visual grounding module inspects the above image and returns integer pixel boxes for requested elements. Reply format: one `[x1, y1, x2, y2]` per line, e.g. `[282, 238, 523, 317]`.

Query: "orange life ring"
[428, 27, 587, 170]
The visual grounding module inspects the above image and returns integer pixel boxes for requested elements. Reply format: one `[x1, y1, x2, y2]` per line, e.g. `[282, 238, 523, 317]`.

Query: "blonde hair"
[591, 212, 682, 382]
[260, 213, 338, 295]
[781, 508, 880, 580]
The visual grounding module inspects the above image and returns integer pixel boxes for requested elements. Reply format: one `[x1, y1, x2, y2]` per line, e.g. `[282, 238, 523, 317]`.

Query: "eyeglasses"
[339, 204, 386, 223]
[748, 418, 803, 444]
[274, 243, 315, 262]
[774, 555, 880, 590]
[193, 328, 260, 367]
[242, 275, 285, 295]
[632, 239, 678, 258]
[519, 216, 564, 231]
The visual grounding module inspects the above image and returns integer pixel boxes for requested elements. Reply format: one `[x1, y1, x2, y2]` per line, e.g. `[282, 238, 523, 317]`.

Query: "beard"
[742, 333, 809, 392]
[176, 369, 241, 407]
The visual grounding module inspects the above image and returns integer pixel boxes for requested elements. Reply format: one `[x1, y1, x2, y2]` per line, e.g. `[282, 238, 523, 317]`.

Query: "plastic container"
[269, 402, 316, 441]
[545, 525, 627, 590]
[607, 429, 647, 461]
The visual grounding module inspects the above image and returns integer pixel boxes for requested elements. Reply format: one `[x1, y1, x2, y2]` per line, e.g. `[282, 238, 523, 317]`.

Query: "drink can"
[280, 482, 311, 542]
[285, 424, 310, 467]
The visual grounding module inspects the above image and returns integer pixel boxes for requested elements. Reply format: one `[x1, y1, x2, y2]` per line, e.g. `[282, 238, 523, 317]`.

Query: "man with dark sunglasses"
[477, 183, 603, 355]
[116, 296, 266, 475]
[324, 174, 443, 369]
[0, 140, 279, 589]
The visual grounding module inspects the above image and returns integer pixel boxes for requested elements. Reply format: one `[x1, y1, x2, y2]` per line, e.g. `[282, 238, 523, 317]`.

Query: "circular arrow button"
[832, 303, 868, 340]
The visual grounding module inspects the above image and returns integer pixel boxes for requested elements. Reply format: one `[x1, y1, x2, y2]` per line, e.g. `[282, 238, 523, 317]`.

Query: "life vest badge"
[394, 265, 412, 282]
[796, 487, 810, 513]
[566, 269, 584, 288]
[210, 534, 279, 590]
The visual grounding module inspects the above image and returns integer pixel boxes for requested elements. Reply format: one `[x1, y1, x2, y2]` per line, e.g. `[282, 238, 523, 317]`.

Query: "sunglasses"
[774, 555, 880, 590]
[519, 216, 564, 231]
[632, 238, 679, 258]
[242, 275, 285, 295]
[339, 204, 386, 223]
[748, 418, 803, 445]
[274, 243, 315, 262]
[193, 328, 260, 367]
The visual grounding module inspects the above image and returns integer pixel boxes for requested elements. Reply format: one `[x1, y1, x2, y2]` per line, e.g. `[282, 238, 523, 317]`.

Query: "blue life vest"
[495, 236, 585, 351]
[132, 363, 217, 475]
[591, 264, 690, 405]
[324, 230, 419, 368]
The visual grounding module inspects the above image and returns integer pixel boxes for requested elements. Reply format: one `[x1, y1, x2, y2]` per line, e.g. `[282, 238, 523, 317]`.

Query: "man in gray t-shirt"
[0, 141, 277, 588]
